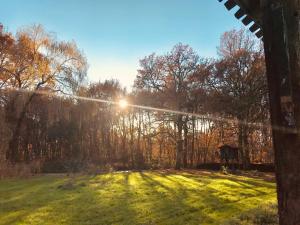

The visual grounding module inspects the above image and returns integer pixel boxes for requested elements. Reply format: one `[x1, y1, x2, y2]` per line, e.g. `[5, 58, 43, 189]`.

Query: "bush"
[41, 160, 115, 175]
[41, 159, 86, 173]
[85, 163, 114, 175]
[41, 160, 68, 173]
[221, 165, 229, 174]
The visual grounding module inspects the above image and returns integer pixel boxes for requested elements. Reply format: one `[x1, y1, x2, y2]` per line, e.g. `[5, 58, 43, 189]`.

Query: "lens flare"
[1, 87, 297, 133]
[119, 99, 128, 109]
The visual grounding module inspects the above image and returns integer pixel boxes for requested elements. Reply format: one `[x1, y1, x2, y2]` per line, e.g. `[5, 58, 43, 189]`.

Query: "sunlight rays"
[119, 99, 128, 109]
[1, 87, 296, 133]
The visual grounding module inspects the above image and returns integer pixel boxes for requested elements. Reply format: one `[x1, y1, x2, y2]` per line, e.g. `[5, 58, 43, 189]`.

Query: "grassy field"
[0, 170, 277, 225]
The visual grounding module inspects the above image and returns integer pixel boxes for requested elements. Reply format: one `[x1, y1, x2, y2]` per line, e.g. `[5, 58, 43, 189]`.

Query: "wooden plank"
[235, 8, 246, 19]
[242, 15, 253, 25]
[217, 0, 263, 39]
[249, 23, 260, 32]
[224, 0, 237, 10]
[255, 29, 263, 38]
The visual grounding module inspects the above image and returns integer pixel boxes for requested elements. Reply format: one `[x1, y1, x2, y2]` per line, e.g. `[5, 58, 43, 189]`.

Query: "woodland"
[0, 25, 272, 175]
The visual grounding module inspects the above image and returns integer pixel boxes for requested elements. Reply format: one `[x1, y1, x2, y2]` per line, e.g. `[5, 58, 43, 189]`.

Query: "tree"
[135, 43, 199, 169]
[0, 24, 87, 163]
[207, 29, 267, 168]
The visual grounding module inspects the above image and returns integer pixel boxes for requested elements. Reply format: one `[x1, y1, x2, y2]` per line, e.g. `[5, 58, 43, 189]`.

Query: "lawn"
[0, 170, 277, 225]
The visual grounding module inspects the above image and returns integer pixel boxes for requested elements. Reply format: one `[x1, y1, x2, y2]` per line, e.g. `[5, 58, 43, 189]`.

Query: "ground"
[0, 170, 277, 225]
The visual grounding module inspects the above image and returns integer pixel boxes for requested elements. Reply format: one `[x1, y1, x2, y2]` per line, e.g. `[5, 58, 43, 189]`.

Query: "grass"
[0, 170, 277, 225]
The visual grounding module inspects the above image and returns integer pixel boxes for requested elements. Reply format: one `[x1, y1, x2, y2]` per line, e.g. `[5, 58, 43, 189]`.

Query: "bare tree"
[135, 43, 199, 169]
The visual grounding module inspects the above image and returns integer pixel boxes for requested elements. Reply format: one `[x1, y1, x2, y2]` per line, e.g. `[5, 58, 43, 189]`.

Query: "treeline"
[0, 24, 273, 172]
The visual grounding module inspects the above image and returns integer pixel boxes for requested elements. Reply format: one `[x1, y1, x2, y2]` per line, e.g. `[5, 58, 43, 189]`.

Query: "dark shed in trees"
[218, 144, 239, 164]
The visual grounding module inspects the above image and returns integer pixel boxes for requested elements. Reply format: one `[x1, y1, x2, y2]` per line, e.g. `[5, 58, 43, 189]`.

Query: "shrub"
[221, 165, 229, 174]
[85, 163, 114, 175]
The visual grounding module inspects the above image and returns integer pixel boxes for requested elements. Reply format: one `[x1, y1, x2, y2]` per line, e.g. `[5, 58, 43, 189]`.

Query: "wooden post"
[262, 0, 300, 224]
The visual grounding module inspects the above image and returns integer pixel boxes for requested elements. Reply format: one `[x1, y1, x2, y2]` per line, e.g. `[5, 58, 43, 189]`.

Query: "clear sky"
[0, 0, 242, 88]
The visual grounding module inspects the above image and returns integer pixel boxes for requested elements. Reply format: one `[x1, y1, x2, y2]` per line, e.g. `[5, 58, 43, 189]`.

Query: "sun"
[119, 99, 128, 109]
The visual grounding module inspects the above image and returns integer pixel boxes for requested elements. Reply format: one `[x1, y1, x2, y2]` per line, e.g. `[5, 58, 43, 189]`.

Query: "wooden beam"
[249, 23, 260, 32]
[219, 0, 263, 38]
[262, 0, 300, 224]
[241, 15, 253, 25]
[255, 29, 263, 38]
[224, 0, 237, 10]
[235, 8, 246, 19]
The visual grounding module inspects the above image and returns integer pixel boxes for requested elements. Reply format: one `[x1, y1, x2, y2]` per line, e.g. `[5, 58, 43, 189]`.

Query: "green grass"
[0, 170, 277, 225]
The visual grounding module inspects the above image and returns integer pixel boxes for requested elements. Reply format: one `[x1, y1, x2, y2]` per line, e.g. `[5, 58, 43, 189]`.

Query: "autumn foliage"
[0, 25, 272, 174]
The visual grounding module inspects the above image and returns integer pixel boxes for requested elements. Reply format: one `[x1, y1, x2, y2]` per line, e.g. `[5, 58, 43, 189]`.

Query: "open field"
[0, 170, 277, 225]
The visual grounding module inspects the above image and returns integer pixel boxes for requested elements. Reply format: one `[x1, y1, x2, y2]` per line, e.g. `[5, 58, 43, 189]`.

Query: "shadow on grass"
[138, 172, 251, 224]
[57, 172, 143, 225]
[0, 171, 277, 225]
[0, 176, 69, 224]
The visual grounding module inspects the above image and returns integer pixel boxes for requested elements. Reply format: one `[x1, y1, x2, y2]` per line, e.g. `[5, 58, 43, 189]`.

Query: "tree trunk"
[136, 110, 143, 168]
[175, 115, 183, 169]
[262, 1, 300, 224]
[183, 116, 188, 168]
[238, 122, 250, 169]
[190, 117, 196, 167]
[6, 92, 37, 163]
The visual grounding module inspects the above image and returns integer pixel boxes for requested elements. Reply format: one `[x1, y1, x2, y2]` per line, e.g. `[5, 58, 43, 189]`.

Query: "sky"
[0, 0, 242, 89]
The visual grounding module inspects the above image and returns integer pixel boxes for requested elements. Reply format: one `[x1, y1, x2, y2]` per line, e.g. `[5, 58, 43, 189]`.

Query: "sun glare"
[119, 99, 128, 109]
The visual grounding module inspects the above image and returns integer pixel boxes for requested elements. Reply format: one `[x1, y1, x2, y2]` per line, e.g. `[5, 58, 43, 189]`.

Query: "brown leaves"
[0, 24, 87, 92]
[210, 28, 267, 121]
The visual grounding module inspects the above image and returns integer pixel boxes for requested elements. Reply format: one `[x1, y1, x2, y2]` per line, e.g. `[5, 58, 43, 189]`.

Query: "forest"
[2, 0, 300, 224]
[0, 24, 273, 175]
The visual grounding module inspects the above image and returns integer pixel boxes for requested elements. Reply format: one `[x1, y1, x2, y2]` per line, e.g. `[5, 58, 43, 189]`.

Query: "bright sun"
[119, 99, 128, 109]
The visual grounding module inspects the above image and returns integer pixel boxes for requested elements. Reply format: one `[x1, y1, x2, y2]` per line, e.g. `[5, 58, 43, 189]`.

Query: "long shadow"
[0, 171, 276, 225]
[62, 172, 142, 225]
[138, 171, 236, 224]
[158, 171, 275, 200]
[0, 175, 70, 225]
[226, 175, 275, 188]
[178, 171, 275, 190]
[175, 171, 276, 209]
[139, 172, 175, 193]
[181, 173, 272, 197]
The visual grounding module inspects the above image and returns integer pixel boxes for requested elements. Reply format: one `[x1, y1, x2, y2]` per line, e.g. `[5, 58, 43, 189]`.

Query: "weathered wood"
[224, 0, 237, 10]
[241, 15, 253, 25]
[234, 8, 246, 19]
[255, 29, 263, 38]
[220, 0, 263, 37]
[234, 0, 261, 22]
[261, 0, 300, 224]
[249, 23, 260, 32]
[218, 0, 300, 224]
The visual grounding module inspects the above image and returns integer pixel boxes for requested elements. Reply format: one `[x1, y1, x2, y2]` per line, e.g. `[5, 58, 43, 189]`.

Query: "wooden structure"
[219, 144, 239, 165]
[218, 1, 300, 224]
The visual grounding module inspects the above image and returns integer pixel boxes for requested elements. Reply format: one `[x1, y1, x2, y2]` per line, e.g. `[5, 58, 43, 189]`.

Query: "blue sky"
[0, 0, 242, 88]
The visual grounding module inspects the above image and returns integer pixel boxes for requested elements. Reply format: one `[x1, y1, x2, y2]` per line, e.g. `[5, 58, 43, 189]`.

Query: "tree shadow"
[0, 171, 276, 225]
[138, 171, 240, 224]
[0, 175, 70, 224]
[60, 172, 142, 225]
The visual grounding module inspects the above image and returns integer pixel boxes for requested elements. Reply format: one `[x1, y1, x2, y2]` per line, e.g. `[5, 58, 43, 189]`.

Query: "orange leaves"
[0, 24, 87, 92]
